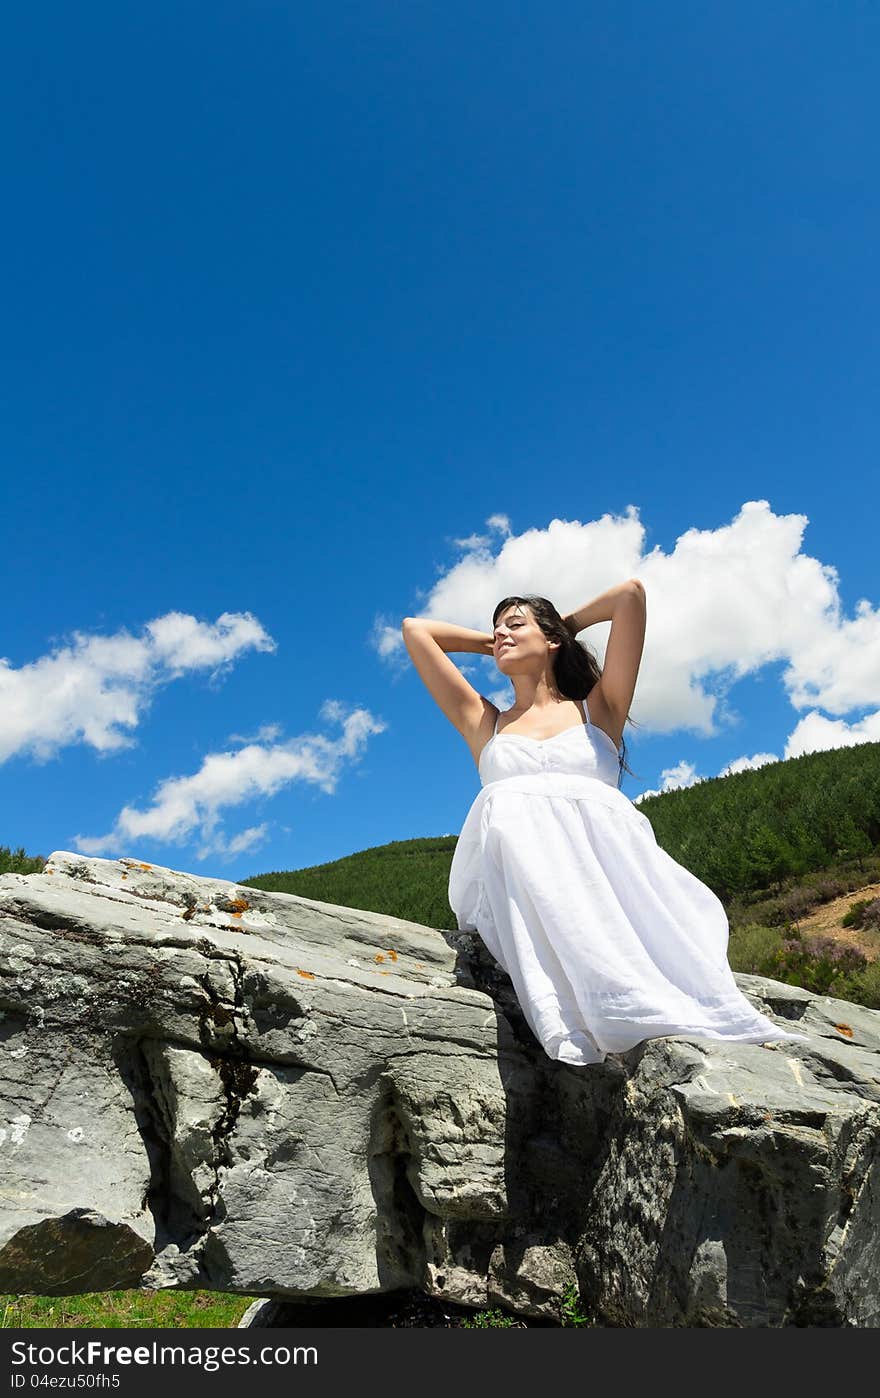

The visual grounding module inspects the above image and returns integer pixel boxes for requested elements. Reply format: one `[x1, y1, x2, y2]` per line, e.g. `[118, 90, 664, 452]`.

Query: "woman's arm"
[562, 578, 645, 634]
[401, 617, 495, 655]
[565, 581, 646, 738]
[401, 617, 496, 740]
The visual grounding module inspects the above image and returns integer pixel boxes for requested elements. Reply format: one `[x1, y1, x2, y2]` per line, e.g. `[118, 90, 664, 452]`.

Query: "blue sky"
[2, 3, 878, 880]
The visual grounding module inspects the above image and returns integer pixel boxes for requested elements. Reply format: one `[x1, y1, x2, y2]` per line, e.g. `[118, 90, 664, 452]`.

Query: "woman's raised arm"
[401, 616, 496, 740]
[563, 580, 646, 740]
[401, 617, 495, 654]
[561, 578, 645, 634]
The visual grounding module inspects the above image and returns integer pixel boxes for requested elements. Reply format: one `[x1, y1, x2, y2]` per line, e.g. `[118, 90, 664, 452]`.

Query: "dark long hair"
[492, 595, 639, 789]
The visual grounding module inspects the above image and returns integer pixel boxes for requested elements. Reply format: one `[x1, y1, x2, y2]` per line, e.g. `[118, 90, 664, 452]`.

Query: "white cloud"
[450, 514, 512, 554]
[204, 823, 270, 861]
[657, 759, 703, 790]
[718, 752, 780, 776]
[144, 611, 274, 676]
[0, 610, 276, 764]
[379, 500, 880, 756]
[226, 722, 284, 746]
[370, 612, 406, 666]
[782, 709, 880, 758]
[633, 750, 782, 803]
[72, 702, 387, 862]
[377, 503, 645, 680]
[485, 683, 513, 710]
[632, 759, 706, 804]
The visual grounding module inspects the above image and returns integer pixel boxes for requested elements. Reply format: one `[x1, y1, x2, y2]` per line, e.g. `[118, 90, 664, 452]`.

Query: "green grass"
[0, 1290, 261, 1329]
[1, 1287, 591, 1331]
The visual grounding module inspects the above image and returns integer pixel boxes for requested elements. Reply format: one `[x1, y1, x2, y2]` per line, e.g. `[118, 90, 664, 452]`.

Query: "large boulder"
[1, 851, 878, 1327]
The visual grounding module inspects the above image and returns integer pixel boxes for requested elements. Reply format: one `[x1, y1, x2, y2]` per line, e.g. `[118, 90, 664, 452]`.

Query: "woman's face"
[493, 606, 551, 669]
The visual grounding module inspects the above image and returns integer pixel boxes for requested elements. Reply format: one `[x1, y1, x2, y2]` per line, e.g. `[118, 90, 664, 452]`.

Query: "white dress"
[447, 697, 810, 1066]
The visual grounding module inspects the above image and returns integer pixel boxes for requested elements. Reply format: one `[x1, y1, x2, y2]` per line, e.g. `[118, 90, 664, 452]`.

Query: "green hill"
[635, 739, 880, 902]
[241, 834, 459, 931]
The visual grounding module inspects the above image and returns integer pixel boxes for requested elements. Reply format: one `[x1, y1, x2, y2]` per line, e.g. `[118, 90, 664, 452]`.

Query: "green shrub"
[842, 898, 871, 927]
[812, 876, 848, 903]
[727, 923, 786, 976]
[831, 959, 880, 1010]
[767, 932, 868, 995]
[558, 1282, 591, 1327]
[0, 845, 46, 876]
[774, 887, 820, 924]
[842, 896, 880, 930]
[461, 1307, 525, 1328]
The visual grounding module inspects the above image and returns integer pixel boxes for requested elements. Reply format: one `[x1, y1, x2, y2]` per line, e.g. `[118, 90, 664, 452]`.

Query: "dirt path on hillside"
[797, 881, 880, 962]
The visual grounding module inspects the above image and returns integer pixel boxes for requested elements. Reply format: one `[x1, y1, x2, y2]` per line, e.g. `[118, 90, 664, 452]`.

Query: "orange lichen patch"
[414, 963, 423, 969]
[138, 862, 152, 870]
[296, 968, 316, 979]
[228, 898, 249, 912]
[387, 949, 398, 962]
[835, 1023, 854, 1038]
[230, 912, 242, 919]
[375, 953, 386, 963]
[121, 874, 128, 879]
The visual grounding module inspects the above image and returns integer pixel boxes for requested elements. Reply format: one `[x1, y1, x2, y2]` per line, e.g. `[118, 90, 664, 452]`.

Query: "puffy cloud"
[0, 611, 276, 764]
[376, 505, 644, 666]
[380, 500, 879, 760]
[632, 759, 705, 804]
[72, 701, 387, 863]
[782, 709, 880, 758]
[144, 611, 274, 676]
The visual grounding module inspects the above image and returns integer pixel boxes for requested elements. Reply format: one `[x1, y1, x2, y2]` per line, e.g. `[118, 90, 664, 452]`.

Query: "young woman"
[402, 579, 808, 1065]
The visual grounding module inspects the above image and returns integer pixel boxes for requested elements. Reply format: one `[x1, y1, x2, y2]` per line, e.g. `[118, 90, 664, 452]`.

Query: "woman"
[401, 579, 808, 1065]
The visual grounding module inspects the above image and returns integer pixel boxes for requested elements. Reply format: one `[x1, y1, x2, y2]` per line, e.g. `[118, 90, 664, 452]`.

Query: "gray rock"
[1, 851, 878, 1326]
[236, 1297, 280, 1328]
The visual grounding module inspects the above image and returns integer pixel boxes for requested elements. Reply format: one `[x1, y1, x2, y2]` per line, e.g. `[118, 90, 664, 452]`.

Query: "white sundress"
[447, 697, 809, 1066]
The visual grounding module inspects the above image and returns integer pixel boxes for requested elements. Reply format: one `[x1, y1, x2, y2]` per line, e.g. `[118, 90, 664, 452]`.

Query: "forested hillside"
[638, 740, 880, 899]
